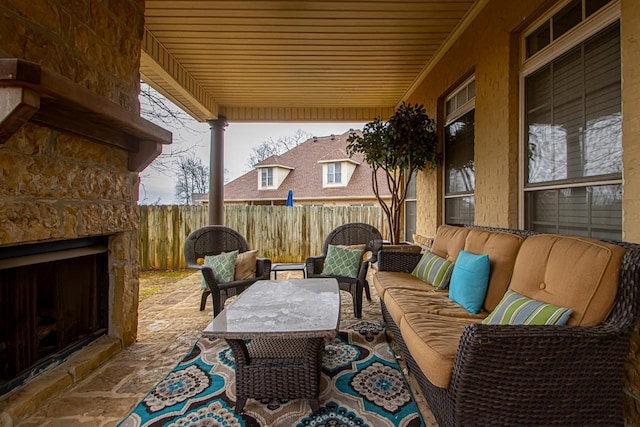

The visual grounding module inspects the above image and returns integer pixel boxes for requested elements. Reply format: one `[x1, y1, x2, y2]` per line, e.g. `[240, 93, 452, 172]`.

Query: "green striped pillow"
[411, 251, 454, 290]
[482, 290, 573, 325]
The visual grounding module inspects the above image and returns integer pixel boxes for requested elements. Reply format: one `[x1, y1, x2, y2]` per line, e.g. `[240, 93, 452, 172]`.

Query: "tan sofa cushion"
[509, 234, 625, 326]
[383, 288, 487, 326]
[373, 271, 436, 300]
[464, 229, 525, 312]
[400, 313, 479, 388]
[430, 225, 469, 262]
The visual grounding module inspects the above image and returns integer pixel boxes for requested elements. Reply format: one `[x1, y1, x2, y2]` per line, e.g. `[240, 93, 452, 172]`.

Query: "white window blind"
[524, 20, 621, 240]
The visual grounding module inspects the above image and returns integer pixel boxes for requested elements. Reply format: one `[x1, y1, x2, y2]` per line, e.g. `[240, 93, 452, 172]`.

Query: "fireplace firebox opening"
[0, 236, 109, 395]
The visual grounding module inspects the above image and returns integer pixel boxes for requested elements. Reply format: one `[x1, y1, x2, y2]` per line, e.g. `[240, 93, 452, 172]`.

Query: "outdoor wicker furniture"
[203, 278, 340, 413]
[374, 225, 640, 426]
[270, 262, 307, 279]
[184, 226, 271, 315]
[305, 222, 383, 317]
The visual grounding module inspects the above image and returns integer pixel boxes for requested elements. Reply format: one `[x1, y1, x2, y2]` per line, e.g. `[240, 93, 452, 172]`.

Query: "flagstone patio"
[14, 269, 436, 426]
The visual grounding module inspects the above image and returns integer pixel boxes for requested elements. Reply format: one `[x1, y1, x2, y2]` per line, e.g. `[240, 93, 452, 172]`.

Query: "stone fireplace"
[0, 58, 170, 421]
[0, 1, 171, 423]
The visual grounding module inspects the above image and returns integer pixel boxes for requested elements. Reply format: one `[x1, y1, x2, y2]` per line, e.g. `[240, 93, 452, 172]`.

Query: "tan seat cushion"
[509, 234, 625, 326]
[383, 288, 487, 326]
[430, 225, 469, 262]
[400, 313, 479, 388]
[373, 271, 436, 300]
[464, 229, 524, 312]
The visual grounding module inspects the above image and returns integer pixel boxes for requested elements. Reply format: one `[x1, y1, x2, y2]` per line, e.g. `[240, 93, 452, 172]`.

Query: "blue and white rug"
[118, 320, 424, 426]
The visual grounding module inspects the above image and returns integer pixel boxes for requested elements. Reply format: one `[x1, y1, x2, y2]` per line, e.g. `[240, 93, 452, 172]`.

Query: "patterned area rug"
[118, 320, 424, 426]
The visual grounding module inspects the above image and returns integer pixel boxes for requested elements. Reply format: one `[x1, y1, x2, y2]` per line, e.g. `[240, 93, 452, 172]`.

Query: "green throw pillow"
[201, 250, 238, 289]
[411, 251, 454, 290]
[482, 290, 573, 325]
[322, 244, 364, 279]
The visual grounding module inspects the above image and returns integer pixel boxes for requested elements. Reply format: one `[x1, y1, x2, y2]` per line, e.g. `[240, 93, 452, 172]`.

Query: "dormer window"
[256, 163, 293, 190]
[319, 158, 358, 188]
[327, 163, 342, 184]
[261, 168, 273, 187]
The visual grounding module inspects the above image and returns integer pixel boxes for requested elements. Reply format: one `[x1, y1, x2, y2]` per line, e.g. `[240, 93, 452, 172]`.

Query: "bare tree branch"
[174, 154, 209, 205]
[139, 83, 206, 176]
[247, 129, 312, 168]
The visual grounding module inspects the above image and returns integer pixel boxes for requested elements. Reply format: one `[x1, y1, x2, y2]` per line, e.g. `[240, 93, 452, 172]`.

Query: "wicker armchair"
[377, 226, 640, 426]
[305, 222, 383, 318]
[184, 226, 271, 317]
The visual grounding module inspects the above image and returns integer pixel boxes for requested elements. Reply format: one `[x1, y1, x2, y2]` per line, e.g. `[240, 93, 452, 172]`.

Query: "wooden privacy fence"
[139, 205, 387, 270]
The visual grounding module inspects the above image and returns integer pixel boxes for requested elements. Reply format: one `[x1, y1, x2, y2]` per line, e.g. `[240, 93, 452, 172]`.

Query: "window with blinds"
[523, 1, 621, 240]
[444, 78, 475, 225]
[327, 162, 342, 184]
[404, 172, 417, 242]
[260, 168, 273, 188]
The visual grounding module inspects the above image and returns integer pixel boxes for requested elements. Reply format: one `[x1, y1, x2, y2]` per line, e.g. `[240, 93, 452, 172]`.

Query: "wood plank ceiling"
[141, 0, 483, 122]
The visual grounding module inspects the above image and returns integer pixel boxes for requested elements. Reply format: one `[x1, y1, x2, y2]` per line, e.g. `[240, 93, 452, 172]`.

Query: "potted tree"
[347, 102, 439, 244]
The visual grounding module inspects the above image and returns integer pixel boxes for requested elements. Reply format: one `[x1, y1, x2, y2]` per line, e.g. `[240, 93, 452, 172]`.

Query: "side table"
[270, 263, 307, 279]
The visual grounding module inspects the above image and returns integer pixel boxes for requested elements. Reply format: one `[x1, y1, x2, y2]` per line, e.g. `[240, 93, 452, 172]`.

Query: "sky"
[138, 121, 366, 204]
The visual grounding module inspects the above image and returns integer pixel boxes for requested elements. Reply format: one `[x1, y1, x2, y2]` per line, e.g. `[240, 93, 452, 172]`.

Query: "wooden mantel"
[0, 58, 172, 172]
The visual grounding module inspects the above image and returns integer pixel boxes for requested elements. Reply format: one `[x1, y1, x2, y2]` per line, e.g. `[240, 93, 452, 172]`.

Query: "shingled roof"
[224, 130, 391, 203]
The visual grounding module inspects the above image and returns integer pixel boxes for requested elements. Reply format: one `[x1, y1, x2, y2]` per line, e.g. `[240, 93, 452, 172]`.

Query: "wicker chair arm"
[255, 257, 272, 279]
[449, 322, 628, 424]
[200, 265, 221, 288]
[186, 261, 203, 271]
[217, 278, 256, 292]
[357, 259, 370, 284]
[305, 255, 326, 276]
[377, 251, 423, 272]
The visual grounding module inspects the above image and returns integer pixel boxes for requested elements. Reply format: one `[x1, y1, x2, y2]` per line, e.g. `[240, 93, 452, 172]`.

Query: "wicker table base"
[203, 279, 340, 413]
[227, 337, 325, 413]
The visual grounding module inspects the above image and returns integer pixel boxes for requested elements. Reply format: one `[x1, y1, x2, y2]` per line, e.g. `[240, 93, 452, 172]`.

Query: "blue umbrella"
[286, 189, 294, 207]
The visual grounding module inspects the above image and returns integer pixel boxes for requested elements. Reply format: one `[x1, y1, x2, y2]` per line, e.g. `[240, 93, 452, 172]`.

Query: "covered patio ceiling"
[141, 0, 486, 123]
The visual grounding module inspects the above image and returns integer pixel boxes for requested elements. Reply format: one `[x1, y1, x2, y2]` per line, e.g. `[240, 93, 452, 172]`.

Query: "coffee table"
[203, 278, 340, 413]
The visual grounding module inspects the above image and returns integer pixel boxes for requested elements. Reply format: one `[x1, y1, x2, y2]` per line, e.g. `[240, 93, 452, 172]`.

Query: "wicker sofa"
[373, 225, 640, 426]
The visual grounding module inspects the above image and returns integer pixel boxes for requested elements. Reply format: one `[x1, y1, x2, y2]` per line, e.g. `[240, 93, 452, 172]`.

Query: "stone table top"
[203, 278, 340, 340]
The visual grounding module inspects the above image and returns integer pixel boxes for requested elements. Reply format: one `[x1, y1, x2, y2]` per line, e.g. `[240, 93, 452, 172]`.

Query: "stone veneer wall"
[405, 0, 640, 422]
[0, 0, 145, 345]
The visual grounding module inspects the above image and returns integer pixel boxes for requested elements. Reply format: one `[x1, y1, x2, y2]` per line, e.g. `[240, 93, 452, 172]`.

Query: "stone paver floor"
[16, 269, 436, 426]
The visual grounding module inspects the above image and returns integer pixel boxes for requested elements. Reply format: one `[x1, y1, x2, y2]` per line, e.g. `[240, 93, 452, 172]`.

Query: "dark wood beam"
[0, 58, 172, 171]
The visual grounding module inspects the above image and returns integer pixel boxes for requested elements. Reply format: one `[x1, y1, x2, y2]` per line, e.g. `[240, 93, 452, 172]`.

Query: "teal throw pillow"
[322, 244, 364, 279]
[448, 250, 490, 314]
[411, 251, 454, 290]
[482, 290, 573, 325]
[201, 250, 238, 289]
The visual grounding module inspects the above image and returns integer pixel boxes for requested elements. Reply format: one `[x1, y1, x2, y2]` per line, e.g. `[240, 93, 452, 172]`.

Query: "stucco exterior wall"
[406, 0, 547, 239]
[622, 0, 640, 243]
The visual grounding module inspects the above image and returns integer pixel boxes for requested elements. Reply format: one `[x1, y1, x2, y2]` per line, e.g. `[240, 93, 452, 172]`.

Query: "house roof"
[224, 131, 391, 202]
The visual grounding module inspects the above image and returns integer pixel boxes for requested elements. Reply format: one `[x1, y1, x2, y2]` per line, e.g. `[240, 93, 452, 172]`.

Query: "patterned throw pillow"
[322, 244, 364, 279]
[411, 251, 454, 290]
[201, 250, 238, 289]
[482, 290, 573, 325]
